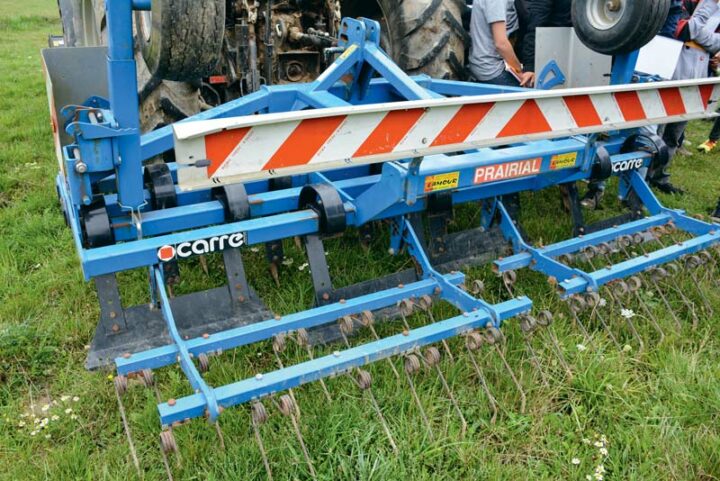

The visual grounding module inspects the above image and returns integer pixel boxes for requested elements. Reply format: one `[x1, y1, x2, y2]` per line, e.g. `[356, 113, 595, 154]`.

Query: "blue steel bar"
[153, 267, 221, 420]
[494, 214, 674, 272]
[559, 230, 720, 296]
[156, 297, 532, 426]
[115, 272, 466, 374]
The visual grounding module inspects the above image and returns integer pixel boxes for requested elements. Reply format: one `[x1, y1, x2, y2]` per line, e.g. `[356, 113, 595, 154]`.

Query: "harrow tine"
[502, 270, 518, 298]
[294, 329, 333, 402]
[537, 310, 573, 380]
[358, 311, 401, 380]
[655, 225, 714, 316]
[338, 318, 398, 452]
[355, 370, 399, 454]
[422, 346, 468, 436]
[596, 243, 665, 343]
[585, 291, 624, 349]
[159, 429, 178, 481]
[275, 394, 316, 480]
[622, 235, 683, 330]
[273, 334, 301, 417]
[113, 375, 142, 478]
[199, 255, 209, 276]
[214, 421, 226, 452]
[566, 296, 595, 346]
[403, 354, 435, 440]
[519, 315, 551, 387]
[486, 326, 527, 414]
[418, 295, 455, 361]
[251, 402, 274, 481]
[465, 332, 500, 424]
[269, 262, 281, 288]
[583, 248, 644, 352]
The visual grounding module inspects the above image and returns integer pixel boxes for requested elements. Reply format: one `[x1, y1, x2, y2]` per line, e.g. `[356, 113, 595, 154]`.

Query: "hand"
[520, 71, 535, 88]
[711, 54, 720, 70]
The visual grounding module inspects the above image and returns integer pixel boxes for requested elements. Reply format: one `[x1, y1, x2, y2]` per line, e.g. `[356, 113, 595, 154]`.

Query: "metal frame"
[46, 1, 720, 427]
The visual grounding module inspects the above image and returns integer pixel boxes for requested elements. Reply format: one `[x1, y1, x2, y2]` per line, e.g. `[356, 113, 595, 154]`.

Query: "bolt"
[398, 284, 404, 289]
[275, 315, 282, 320]
[322, 293, 330, 301]
[168, 399, 176, 407]
[109, 311, 117, 319]
[402, 329, 409, 336]
[111, 324, 120, 333]
[202, 333, 210, 339]
[333, 351, 341, 357]
[123, 352, 131, 359]
[74, 162, 88, 174]
[255, 373, 263, 380]
[238, 296, 245, 302]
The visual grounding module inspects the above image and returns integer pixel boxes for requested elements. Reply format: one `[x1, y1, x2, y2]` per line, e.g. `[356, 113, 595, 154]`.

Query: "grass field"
[2, 2, 720, 480]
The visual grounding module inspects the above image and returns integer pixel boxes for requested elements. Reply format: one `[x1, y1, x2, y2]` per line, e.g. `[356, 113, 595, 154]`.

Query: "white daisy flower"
[571, 458, 581, 465]
[64, 408, 73, 414]
[60, 395, 70, 402]
[72, 396, 80, 402]
[620, 308, 636, 319]
[41, 405, 50, 412]
[577, 344, 588, 352]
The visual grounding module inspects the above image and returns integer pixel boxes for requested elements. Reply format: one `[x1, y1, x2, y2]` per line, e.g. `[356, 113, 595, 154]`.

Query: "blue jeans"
[482, 70, 521, 87]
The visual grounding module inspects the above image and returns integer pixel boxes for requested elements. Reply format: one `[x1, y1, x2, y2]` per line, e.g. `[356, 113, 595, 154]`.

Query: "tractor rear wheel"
[343, 0, 469, 79]
[572, 0, 671, 56]
[135, 0, 226, 81]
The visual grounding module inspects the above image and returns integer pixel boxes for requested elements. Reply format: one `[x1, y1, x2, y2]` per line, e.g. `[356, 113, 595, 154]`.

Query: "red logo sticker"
[157, 245, 176, 262]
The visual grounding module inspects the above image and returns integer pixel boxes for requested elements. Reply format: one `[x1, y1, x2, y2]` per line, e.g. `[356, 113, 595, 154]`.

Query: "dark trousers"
[709, 116, 720, 142]
[483, 70, 522, 87]
[650, 122, 688, 186]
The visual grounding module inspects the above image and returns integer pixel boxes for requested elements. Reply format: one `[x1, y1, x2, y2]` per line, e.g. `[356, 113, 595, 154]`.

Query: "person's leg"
[698, 116, 720, 152]
[483, 70, 521, 87]
[650, 121, 687, 194]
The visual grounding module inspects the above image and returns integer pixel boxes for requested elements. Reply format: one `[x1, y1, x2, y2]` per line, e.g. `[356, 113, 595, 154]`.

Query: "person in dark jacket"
[520, 0, 572, 74]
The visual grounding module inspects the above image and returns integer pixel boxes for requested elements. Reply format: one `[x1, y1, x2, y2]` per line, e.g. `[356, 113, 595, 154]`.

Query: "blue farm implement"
[44, 1, 720, 477]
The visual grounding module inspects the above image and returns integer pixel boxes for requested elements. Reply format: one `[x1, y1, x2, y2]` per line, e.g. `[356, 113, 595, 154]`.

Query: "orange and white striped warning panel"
[173, 78, 720, 190]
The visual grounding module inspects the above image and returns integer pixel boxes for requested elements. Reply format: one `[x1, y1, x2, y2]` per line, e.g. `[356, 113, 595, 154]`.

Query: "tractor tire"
[135, 0, 226, 81]
[57, 0, 102, 47]
[376, 0, 469, 79]
[572, 0, 670, 56]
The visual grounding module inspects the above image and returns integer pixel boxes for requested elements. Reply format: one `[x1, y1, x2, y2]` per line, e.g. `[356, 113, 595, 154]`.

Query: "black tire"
[348, 0, 469, 79]
[136, 0, 225, 81]
[57, 0, 102, 47]
[572, 0, 670, 56]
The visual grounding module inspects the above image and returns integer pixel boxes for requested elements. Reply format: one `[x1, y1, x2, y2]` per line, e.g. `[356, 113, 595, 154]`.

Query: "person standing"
[520, 0, 572, 76]
[468, 0, 535, 87]
[649, 0, 720, 194]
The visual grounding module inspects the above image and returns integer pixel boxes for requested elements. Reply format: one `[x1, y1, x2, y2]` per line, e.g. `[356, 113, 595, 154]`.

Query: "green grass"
[2, 2, 720, 480]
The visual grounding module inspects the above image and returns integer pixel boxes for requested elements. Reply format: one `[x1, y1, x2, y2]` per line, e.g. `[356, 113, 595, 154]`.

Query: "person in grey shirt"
[468, 0, 534, 86]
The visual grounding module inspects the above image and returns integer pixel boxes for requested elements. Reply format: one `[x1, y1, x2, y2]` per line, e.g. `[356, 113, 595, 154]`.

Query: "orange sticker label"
[424, 172, 460, 192]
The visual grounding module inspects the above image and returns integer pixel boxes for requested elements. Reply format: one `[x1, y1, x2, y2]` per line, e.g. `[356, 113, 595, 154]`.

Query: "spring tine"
[355, 370, 399, 454]
[199, 255, 209, 276]
[294, 329, 333, 402]
[422, 347, 468, 436]
[159, 435, 175, 481]
[486, 327, 526, 414]
[419, 296, 455, 361]
[113, 376, 142, 478]
[597, 245, 665, 343]
[269, 262, 280, 288]
[502, 270, 517, 298]
[276, 395, 316, 480]
[519, 315, 550, 387]
[620, 238, 683, 330]
[361, 314, 401, 380]
[655, 260, 700, 327]
[213, 421, 226, 452]
[337, 322, 398, 451]
[403, 354, 435, 441]
[586, 295, 622, 349]
[567, 300, 594, 345]
[654, 228, 714, 316]
[273, 335, 301, 417]
[251, 403, 273, 481]
[465, 338, 499, 424]
[584, 253, 642, 351]
[537, 311, 573, 380]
